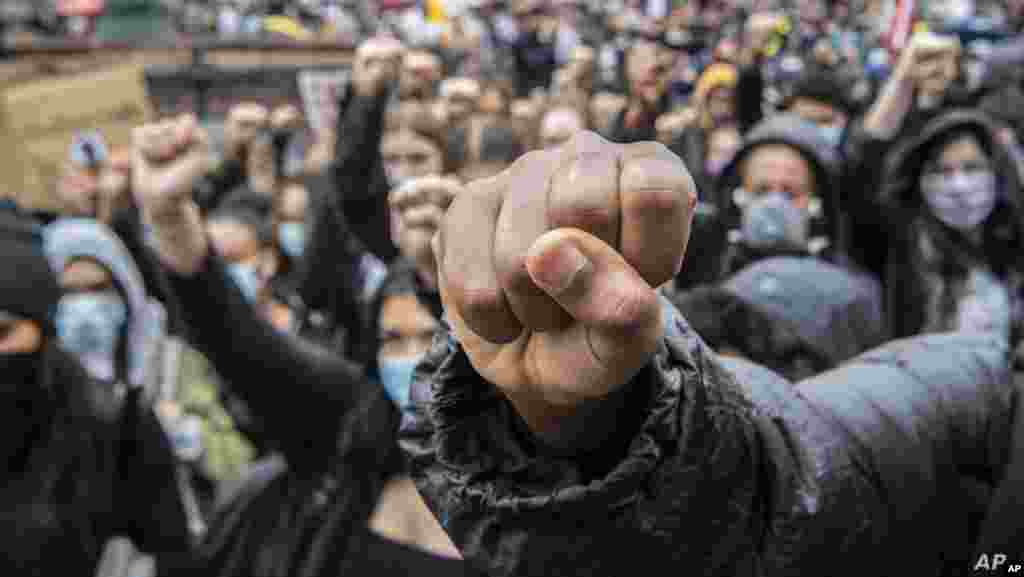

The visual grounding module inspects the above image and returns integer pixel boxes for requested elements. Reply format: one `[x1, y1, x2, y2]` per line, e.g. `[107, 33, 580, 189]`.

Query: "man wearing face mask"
[712, 113, 849, 280]
[0, 210, 193, 576]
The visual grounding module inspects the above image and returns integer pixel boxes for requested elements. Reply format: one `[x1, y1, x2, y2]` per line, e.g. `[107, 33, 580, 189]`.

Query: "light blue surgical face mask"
[227, 262, 261, 303]
[819, 124, 844, 149]
[378, 355, 420, 411]
[278, 222, 306, 260]
[56, 291, 127, 382]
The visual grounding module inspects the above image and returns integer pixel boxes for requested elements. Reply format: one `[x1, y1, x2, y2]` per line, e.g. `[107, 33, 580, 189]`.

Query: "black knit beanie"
[0, 210, 62, 336]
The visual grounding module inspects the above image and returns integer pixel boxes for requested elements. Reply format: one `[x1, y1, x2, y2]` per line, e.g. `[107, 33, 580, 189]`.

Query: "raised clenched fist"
[223, 103, 269, 165]
[434, 132, 697, 434]
[353, 36, 406, 100]
[132, 114, 211, 275]
[389, 175, 462, 283]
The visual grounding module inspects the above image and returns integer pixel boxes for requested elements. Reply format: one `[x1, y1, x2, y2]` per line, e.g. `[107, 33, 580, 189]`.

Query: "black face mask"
[0, 351, 41, 388]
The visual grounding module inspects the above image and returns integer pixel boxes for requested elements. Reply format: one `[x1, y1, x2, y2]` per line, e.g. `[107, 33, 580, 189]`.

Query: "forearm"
[862, 68, 915, 141]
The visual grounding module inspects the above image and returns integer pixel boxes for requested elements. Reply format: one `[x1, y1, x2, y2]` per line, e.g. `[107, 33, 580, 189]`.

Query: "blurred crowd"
[3, 0, 1024, 576]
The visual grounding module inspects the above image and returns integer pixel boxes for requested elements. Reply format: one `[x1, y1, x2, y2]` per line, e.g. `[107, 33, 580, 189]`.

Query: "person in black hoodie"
[134, 114, 481, 577]
[0, 209, 193, 576]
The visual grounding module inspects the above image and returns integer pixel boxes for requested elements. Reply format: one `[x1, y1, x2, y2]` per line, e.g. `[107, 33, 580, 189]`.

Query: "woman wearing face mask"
[44, 218, 163, 389]
[0, 210, 193, 576]
[861, 109, 1024, 343]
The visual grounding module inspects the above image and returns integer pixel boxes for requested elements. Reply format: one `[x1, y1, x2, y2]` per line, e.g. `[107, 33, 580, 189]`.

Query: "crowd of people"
[3, 0, 1024, 576]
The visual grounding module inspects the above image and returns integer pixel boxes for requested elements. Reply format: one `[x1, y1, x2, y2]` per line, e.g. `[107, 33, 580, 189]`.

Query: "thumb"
[526, 228, 663, 366]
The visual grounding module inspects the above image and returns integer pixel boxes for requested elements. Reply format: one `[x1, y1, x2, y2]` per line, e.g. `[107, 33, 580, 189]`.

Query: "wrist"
[147, 201, 209, 276]
[505, 377, 637, 454]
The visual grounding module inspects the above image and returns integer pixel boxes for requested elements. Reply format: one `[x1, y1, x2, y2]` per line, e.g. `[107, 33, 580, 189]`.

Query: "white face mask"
[739, 190, 810, 252]
[920, 170, 998, 232]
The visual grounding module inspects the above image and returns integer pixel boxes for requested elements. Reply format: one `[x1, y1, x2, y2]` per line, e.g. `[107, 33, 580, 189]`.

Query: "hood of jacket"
[883, 109, 1024, 220]
[43, 218, 166, 388]
[717, 113, 846, 259]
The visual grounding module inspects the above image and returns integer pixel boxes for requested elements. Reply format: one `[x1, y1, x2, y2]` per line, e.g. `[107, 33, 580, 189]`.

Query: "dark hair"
[787, 66, 851, 114]
[918, 126, 1022, 277]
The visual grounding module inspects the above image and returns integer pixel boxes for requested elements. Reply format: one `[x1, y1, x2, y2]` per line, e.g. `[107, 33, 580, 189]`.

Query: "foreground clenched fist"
[434, 132, 696, 432]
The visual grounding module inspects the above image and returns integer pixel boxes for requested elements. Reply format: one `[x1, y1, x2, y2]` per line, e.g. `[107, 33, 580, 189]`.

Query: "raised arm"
[132, 114, 368, 459]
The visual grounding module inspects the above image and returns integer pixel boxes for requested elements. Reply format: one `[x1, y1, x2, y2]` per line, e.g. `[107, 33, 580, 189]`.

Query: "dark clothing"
[512, 31, 556, 98]
[400, 299, 1018, 576]
[0, 346, 193, 576]
[328, 90, 398, 264]
[160, 256, 479, 577]
[667, 256, 887, 381]
[109, 202, 188, 336]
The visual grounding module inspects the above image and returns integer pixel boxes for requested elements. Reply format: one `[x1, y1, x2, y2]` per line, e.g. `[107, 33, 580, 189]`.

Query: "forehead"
[931, 133, 986, 165]
[789, 98, 841, 122]
[379, 294, 439, 332]
[381, 130, 441, 157]
[743, 144, 814, 183]
[207, 218, 263, 258]
[61, 258, 113, 288]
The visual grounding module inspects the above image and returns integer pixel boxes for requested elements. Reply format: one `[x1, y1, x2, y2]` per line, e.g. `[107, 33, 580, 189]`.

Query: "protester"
[0, 210, 193, 576]
[131, 114, 481, 577]
[7, 3, 1024, 575]
[846, 109, 1024, 341]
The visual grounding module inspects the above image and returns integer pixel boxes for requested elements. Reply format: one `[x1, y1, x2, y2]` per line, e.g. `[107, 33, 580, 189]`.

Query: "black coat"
[0, 345, 193, 576]
[399, 297, 1018, 576]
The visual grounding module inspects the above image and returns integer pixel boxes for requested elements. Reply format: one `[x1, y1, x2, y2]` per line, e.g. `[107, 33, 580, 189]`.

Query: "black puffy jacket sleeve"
[401, 298, 1019, 577]
[400, 298, 780, 576]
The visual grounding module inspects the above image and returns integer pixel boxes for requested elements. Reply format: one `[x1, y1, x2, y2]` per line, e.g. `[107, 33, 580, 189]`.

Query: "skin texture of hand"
[434, 132, 697, 438]
[223, 103, 270, 165]
[131, 114, 211, 276]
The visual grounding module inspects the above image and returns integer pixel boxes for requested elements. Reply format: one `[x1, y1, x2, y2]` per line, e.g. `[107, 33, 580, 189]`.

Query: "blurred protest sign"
[297, 68, 350, 134]
[1, 61, 151, 211]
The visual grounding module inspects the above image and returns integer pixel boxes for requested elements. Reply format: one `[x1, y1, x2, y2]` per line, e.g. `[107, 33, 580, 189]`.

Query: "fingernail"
[531, 241, 589, 294]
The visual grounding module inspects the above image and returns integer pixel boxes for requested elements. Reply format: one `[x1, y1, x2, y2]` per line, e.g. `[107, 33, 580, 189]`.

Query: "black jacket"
[399, 298, 1018, 576]
[0, 346, 193, 576]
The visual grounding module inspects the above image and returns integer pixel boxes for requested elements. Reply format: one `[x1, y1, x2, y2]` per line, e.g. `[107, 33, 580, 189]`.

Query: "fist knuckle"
[457, 284, 507, 320]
